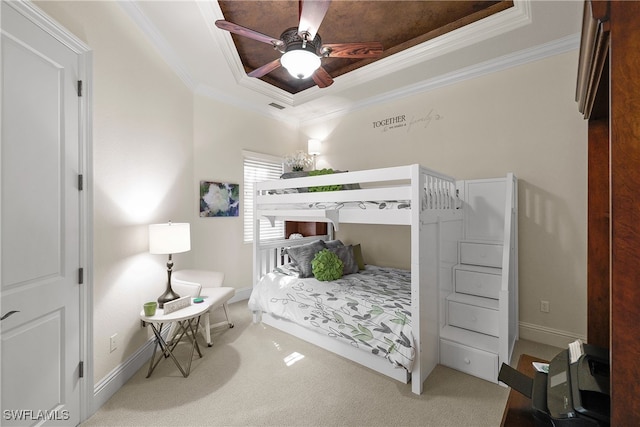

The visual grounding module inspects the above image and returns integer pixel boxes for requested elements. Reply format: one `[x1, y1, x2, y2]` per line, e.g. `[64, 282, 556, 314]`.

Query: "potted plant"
[284, 150, 312, 171]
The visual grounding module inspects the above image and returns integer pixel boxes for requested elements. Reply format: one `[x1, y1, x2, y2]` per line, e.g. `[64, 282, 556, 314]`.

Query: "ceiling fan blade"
[312, 66, 334, 88]
[298, 0, 331, 39]
[322, 42, 384, 58]
[215, 20, 283, 47]
[247, 58, 282, 78]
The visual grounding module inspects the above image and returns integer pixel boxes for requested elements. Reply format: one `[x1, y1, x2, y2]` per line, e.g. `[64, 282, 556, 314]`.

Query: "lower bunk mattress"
[248, 265, 416, 372]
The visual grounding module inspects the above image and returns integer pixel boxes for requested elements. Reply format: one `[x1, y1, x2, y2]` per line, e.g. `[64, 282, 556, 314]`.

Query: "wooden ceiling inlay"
[217, 1, 513, 94]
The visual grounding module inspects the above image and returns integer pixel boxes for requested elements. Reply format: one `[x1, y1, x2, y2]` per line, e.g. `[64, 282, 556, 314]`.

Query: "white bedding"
[248, 265, 416, 371]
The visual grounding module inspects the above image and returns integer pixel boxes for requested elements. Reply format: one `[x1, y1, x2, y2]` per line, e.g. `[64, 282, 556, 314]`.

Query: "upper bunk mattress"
[248, 265, 416, 372]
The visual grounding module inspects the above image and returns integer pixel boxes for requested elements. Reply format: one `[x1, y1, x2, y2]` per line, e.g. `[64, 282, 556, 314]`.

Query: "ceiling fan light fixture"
[281, 47, 321, 79]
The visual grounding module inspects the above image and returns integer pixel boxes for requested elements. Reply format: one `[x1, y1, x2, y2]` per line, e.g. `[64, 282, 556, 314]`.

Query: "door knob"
[1, 310, 20, 321]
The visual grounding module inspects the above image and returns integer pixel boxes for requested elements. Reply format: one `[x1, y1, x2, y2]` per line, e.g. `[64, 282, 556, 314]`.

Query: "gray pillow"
[330, 245, 359, 275]
[285, 240, 326, 278]
[324, 239, 344, 250]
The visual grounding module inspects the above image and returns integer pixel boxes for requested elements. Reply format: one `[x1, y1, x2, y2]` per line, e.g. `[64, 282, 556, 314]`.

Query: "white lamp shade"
[281, 49, 321, 79]
[308, 139, 321, 155]
[148, 222, 191, 254]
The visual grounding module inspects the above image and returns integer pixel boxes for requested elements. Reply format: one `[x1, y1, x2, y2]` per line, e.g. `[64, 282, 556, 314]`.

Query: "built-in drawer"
[454, 266, 501, 299]
[448, 300, 499, 337]
[440, 339, 498, 383]
[460, 241, 503, 268]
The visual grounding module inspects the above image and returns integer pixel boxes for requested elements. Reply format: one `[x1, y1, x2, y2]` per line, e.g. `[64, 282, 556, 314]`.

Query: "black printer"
[499, 341, 610, 426]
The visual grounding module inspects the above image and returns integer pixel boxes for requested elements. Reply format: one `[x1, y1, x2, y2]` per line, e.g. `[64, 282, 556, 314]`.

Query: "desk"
[140, 298, 213, 378]
[501, 354, 549, 426]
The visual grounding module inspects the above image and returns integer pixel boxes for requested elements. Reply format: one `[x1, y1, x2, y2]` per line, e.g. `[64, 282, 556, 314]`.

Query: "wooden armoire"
[577, 1, 640, 422]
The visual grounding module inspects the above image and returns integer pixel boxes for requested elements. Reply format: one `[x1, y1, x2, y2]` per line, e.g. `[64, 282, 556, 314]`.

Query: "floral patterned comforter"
[248, 265, 415, 372]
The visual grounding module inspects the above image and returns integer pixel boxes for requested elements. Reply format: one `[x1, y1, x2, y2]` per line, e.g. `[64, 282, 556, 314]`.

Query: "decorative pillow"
[330, 245, 359, 275]
[312, 249, 343, 281]
[352, 243, 365, 270]
[324, 239, 344, 250]
[280, 171, 309, 179]
[285, 240, 326, 278]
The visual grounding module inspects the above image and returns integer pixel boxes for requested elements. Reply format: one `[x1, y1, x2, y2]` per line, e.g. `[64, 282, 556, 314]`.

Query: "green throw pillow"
[312, 249, 343, 281]
[308, 169, 342, 192]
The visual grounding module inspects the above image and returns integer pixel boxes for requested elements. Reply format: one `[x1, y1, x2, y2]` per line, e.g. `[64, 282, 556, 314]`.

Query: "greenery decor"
[311, 249, 343, 281]
[308, 169, 343, 192]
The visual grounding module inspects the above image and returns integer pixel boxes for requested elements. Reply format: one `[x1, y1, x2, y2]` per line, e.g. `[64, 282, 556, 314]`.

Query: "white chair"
[173, 269, 235, 347]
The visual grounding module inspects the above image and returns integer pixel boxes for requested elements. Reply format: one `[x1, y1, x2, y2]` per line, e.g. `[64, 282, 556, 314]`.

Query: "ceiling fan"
[215, 0, 384, 88]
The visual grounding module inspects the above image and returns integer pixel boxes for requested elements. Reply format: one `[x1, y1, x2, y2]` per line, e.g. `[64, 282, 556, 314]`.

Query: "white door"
[1, 3, 83, 425]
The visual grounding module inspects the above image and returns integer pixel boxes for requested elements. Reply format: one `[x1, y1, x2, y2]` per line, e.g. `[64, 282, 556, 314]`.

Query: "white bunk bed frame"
[252, 164, 463, 395]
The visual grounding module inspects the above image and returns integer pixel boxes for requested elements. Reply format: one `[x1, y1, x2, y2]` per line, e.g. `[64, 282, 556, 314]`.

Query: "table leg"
[145, 316, 205, 378]
[174, 316, 203, 376]
[146, 323, 188, 378]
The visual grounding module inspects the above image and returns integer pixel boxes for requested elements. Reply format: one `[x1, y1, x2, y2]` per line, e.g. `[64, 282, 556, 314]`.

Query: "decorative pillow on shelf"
[312, 249, 344, 281]
[285, 239, 326, 278]
[329, 245, 359, 275]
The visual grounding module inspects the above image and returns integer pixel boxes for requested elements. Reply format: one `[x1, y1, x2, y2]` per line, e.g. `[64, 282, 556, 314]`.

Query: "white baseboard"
[92, 329, 168, 413]
[91, 292, 251, 416]
[519, 321, 587, 348]
[229, 286, 250, 303]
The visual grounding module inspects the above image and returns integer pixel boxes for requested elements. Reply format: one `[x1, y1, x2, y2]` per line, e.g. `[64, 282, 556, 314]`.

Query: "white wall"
[189, 95, 298, 291]
[300, 50, 588, 344]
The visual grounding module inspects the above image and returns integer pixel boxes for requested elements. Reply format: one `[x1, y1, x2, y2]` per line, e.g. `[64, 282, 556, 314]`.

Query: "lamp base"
[157, 286, 180, 309]
[157, 258, 180, 309]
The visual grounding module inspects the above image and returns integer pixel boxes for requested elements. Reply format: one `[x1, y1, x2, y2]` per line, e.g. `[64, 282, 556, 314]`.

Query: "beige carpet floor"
[82, 301, 561, 426]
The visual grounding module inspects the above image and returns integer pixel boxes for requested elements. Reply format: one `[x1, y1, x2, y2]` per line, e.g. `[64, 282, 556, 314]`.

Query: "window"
[243, 151, 284, 243]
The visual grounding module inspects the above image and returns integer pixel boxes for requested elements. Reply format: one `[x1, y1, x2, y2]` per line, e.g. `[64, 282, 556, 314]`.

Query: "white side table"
[140, 298, 213, 378]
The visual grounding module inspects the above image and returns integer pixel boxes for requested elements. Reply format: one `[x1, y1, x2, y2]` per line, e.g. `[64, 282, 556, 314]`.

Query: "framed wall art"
[199, 181, 239, 217]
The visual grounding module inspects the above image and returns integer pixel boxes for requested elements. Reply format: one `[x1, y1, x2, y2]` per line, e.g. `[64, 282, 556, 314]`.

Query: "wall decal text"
[373, 110, 444, 133]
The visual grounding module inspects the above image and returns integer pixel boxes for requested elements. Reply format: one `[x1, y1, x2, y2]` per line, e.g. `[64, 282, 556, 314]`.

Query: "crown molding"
[298, 33, 580, 127]
[118, 1, 197, 91]
[118, 0, 578, 129]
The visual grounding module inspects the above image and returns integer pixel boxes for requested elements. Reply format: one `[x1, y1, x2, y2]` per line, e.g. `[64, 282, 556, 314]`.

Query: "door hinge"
[79, 267, 84, 285]
[79, 361, 84, 378]
[78, 174, 83, 191]
[77, 80, 83, 97]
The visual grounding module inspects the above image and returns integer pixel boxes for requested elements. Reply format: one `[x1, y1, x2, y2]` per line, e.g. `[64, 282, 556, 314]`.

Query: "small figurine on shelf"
[284, 150, 312, 171]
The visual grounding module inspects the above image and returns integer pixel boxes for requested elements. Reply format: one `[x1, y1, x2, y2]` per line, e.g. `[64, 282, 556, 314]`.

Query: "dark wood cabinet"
[285, 221, 327, 238]
[577, 1, 640, 422]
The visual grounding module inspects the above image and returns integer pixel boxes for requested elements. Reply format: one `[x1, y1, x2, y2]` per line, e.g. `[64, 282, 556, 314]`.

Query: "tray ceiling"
[217, 1, 513, 94]
[120, 1, 583, 125]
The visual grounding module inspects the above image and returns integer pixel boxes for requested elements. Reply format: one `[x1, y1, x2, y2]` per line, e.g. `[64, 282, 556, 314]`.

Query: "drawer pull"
[464, 358, 471, 364]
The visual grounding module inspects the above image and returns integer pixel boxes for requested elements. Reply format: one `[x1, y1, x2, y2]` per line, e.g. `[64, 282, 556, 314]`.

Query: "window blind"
[243, 152, 284, 243]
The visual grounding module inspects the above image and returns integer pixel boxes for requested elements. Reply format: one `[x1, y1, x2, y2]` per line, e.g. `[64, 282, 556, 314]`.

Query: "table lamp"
[149, 222, 191, 308]
[308, 139, 321, 170]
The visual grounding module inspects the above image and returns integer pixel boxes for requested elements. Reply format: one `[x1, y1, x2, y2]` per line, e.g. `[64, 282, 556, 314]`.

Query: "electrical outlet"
[110, 333, 118, 353]
[540, 300, 550, 313]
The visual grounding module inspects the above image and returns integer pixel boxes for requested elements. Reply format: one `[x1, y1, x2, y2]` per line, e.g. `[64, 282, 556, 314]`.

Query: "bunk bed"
[249, 164, 463, 395]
